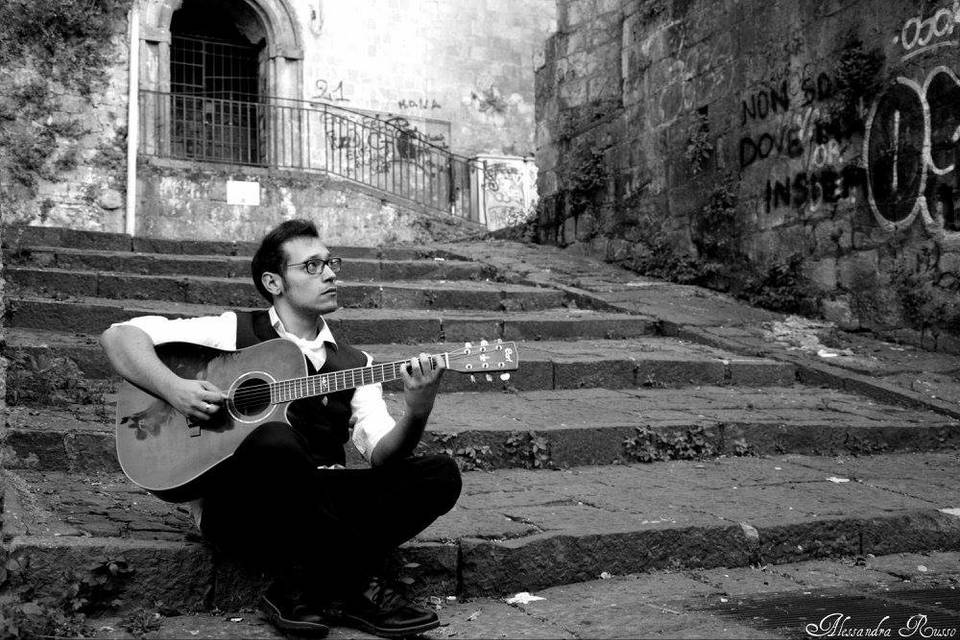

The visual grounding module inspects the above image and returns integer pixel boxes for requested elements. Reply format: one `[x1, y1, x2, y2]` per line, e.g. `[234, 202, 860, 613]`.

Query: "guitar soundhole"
[232, 377, 271, 417]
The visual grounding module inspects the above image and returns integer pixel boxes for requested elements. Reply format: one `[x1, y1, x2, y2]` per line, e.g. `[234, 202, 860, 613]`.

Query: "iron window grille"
[170, 34, 263, 165]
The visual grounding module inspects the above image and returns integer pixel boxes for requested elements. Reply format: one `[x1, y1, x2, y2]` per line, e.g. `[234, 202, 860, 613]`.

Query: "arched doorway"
[170, 0, 266, 164]
[138, 0, 303, 162]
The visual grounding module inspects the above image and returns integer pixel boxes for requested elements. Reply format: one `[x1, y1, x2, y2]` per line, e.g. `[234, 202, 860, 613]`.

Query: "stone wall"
[0, 1, 132, 232]
[0, 223, 6, 419]
[535, 0, 960, 350]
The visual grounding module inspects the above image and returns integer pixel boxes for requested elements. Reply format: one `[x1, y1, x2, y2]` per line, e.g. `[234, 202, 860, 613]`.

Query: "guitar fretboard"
[270, 355, 446, 403]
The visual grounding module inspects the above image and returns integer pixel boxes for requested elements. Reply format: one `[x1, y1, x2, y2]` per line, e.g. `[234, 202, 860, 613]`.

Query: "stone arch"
[138, 0, 303, 99]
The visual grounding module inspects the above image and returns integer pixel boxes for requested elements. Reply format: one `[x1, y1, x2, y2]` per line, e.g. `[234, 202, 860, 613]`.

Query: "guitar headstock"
[447, 339, 519, 381]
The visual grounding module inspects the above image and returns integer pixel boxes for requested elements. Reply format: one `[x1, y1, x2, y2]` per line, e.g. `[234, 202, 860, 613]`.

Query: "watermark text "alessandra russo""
[806, 613, 957, 638]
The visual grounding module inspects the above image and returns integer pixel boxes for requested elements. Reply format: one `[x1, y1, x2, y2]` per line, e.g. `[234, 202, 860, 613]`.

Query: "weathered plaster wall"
[303, 0, 556, 157]
[535, 0, 960, 349]
[137, 161, 476, 245]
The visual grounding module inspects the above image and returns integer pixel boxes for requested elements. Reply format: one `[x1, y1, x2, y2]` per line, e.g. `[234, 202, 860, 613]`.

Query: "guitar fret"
[270, 350, 483, 406]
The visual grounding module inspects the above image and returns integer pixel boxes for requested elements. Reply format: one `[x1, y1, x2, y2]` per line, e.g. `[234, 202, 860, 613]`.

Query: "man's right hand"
[165, 378, 228, 421]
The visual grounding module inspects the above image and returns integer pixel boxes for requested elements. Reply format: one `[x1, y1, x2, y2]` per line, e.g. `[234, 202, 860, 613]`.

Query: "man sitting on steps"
[100, 218, 462, 638]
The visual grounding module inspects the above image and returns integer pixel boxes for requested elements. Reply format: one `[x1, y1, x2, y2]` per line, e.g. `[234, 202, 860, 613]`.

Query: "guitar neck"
[272, 353, 448, 403]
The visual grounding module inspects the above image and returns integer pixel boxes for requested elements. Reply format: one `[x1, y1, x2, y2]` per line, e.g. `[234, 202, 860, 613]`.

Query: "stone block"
[576, 212, 597, 241]
[563, 215, 578, 245]
[838, 250, 879, 290]
[97, 189, 124, 210]
[939, 250, 960, 277]
[821, 297, 859, 330]
[804, 257, 837, 290]
[559, 79, 589, 107]
[607, 237, 632, 261]
[567, 0, 599, 27]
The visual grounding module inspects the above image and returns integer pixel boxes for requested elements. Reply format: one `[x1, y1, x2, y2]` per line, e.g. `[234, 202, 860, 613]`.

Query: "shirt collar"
[268, 306, 338, 350]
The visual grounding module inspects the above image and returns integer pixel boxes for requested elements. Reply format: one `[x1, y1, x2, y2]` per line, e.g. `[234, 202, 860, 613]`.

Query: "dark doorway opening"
[170, 0, 265, 165]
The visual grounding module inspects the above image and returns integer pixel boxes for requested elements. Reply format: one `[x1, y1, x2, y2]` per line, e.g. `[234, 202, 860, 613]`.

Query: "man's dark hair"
[251, 219, 320, 302]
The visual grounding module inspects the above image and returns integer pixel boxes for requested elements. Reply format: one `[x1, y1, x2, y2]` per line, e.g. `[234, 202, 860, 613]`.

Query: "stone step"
[2, 224, 450, 260]
[5, 454, 960, 612]
[7, 245, 488, 281]
[4, 296, 656, 340]
[77, 551, 960, 639]
[6, 266, 567, 311]
[3, 328, 796, 392]
[4, 386, 958, 473]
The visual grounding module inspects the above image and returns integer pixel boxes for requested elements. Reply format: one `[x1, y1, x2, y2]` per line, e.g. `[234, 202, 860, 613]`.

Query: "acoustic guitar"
[115, 338, 519, 502]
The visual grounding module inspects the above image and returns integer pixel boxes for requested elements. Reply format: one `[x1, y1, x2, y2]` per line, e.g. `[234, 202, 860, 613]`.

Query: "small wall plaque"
[226, 180, 261, 206]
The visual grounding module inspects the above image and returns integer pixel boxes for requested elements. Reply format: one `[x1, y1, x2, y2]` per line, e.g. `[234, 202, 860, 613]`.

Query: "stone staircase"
[2, 226, 960, 615]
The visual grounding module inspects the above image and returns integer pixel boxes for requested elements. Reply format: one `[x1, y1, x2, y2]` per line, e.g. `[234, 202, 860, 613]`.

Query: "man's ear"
[261, 271, 284, 297]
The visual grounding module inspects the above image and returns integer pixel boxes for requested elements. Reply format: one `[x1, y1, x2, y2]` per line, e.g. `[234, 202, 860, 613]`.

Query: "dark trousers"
[199, 422, 462, 597]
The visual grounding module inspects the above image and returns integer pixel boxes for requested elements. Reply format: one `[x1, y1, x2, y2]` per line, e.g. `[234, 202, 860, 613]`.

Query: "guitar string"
[228, 348, 505, 402]
[228, 350, 512, 407]
[229, 350, 500, 405]
[230, 353, 451, 405]
[230, 360, 409, 406]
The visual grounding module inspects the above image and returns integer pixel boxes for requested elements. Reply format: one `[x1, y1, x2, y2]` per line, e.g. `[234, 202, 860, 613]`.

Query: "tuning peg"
[464, 342, 472, 349]
[469, 375, 476, 383]
[480, 339, 489, 347]
[485, 374, 493, 382]
[500, 373, 510, 381]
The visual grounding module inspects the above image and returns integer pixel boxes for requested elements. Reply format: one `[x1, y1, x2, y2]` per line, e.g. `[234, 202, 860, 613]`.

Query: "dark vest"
[235, 310, 368, 466]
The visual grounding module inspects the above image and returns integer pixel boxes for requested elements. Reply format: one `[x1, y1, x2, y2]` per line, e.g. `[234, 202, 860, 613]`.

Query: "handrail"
[137, 89, 480, 223]
[268, 96, 470, 161]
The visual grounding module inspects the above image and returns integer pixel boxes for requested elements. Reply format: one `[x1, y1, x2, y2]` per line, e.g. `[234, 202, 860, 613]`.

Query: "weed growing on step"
[120, 608, 163, 637]
[431, 432, 492, 471]
[623, 426, 717, 462]
[730, 437, 758, 457]
[5, 350, 104, 407]
[740, 254, 821, 315]
[504, 431, 553, 469]
[0, 598, 92, 639]
[891, 255, 960, 349]
[0, 555, 133, 638]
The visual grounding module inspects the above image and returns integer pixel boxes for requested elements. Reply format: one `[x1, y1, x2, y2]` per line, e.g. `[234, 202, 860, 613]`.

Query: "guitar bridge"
[186, 420, 202, 438]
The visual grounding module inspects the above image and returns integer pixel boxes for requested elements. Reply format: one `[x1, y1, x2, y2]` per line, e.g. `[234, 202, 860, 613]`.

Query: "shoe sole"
[336, 614, 440, 638]
[261, 597, 330, 638]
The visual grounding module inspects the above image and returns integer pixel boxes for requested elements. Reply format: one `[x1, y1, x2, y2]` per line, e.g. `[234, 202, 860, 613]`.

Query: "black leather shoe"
[329, 576, 439, 638]
[261, 590, 330, 637]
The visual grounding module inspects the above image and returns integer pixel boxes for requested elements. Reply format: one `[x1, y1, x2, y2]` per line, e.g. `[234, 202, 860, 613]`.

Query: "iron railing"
[138, 89, 480, 222]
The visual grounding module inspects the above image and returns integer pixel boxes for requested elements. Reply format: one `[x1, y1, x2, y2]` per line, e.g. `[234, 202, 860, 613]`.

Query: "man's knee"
[414, 454, 462, 514]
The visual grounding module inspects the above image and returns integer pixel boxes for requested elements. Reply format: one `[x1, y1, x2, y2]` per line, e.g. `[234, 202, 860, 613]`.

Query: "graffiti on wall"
[398, 98, 442, 110]
[894, 1, 960, 61]
[738, 65, 867, 215]
[864, 65, 960, 233]
[481, 159, 537, 230]
[313, 78, 349, 102]
[324, 113, 449, 175]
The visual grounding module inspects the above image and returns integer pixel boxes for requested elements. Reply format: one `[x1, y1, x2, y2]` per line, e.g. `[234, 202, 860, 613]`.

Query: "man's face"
[277, 236, 339, 315]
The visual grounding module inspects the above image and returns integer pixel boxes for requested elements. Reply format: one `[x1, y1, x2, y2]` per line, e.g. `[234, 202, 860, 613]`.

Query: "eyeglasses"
[285, 257, 342, 275]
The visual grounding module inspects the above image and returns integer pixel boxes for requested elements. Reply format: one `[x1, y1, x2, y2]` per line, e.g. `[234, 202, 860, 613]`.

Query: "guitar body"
[115, 339, 305, 502]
